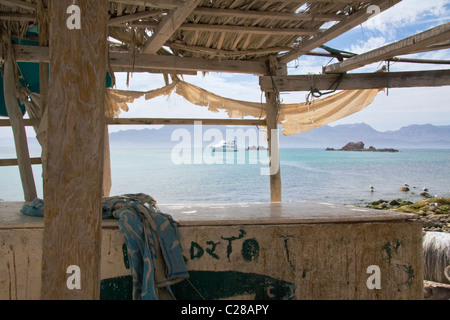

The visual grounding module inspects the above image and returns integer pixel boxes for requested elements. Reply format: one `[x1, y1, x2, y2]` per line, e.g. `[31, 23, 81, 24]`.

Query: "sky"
[1, 0, 449, 140]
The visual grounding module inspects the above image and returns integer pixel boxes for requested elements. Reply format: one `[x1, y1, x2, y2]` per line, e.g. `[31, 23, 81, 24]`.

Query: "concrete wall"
[0, 219, 423, 300]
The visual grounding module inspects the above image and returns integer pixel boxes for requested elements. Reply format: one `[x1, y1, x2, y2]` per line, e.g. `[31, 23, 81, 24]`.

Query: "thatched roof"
[0, 0, 401, 66]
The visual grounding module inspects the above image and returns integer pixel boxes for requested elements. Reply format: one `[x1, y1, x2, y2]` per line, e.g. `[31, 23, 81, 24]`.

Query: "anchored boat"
[211, 139, 238, 152]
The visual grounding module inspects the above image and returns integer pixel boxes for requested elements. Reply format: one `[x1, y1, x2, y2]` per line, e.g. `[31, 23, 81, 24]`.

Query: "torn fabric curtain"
[105, 80, 382, 135]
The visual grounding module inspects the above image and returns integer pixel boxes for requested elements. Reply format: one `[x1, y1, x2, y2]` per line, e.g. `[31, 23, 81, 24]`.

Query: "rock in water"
[335, 141, 399, 152]
[341, 141, 365, 151]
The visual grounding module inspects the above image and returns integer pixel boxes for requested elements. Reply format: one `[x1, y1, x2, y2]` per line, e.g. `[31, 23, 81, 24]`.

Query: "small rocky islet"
[326, 141, 399, 152]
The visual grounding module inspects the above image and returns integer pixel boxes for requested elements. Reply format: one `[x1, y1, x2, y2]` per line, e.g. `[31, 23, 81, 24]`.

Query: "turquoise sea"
[1, 144, 449, 205]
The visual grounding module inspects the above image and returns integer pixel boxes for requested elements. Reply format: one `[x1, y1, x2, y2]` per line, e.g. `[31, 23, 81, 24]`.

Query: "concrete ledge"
[0, 201, 423, 300]
[0, 201, 417, 228]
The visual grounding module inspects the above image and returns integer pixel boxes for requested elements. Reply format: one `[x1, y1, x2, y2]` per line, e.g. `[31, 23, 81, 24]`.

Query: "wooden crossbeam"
[191, 7, 343, 22]
[178, 23, 318, 36]
[142, 0, 201, 54]
[0, 12, 35, 21]
[0, 157, 42, 167]
[0, 118, 266, 127]
[0, 0, 37, 11]
[112, 0, 183, 9]
[5, 44, 267, 75]
[107, 118, 266, 126]
[108, 9, 165, 26]
[111, 66, 198, 75]
[259, 69, 450, 92]
[278, 0, 402, 64]
[412, 40, 450, 54]
[132, 20, 319, 36]
[0, 118, 39, 127]
[324, 22, 450, 73]
[109, 51, 267, 75]
[307, 50, 450, 65]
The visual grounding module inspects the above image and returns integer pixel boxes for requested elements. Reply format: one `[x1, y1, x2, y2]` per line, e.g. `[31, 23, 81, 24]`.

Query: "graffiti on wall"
[100, 227, 297, 300]
[187, 229, 262, 263]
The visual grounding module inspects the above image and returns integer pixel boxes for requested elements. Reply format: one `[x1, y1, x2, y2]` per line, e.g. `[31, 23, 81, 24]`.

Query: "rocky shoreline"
[364, 197, 450, 233]
[364, 196, 450, 300]
[326, 141, 399, 152]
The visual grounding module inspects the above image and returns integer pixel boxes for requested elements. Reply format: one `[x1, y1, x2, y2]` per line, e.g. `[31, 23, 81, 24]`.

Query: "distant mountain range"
[108, 123, 450, 149]
[1, 122, 448, 149]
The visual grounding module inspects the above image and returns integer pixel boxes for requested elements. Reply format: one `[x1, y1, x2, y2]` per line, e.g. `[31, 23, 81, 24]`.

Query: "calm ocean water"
[1, 145, 449, 205]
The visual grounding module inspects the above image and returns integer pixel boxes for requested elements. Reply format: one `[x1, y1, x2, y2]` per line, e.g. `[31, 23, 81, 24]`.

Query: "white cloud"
[347, 36, 388, 54]
[363, 0, 449, 36]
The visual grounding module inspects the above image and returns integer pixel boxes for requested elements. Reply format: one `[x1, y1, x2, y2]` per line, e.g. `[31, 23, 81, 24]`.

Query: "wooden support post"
[1, 31, 37, 202]
[38, 1, 49, 188]
[265, 56, 283, 203]
[41, 0, 108, 300]
[103, 126, 112, 197]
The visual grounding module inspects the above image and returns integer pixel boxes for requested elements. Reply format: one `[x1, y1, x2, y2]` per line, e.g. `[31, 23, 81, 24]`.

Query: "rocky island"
[326, 141, 399, 152]
[246, 145, 268, 150]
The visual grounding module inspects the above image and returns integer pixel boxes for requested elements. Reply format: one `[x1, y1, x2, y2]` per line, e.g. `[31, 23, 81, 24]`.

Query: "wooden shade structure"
[1, 0, 449, 299]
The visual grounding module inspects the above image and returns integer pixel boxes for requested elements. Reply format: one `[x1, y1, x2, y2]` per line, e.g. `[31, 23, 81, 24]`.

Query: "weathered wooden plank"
[41, 0, 108, 300]
[6, 44, 267, 75]
[0, 118, 39, 127]
[177, 23, 318, 36]
[307, 50, 450, 65]
[278, 0, 402, 63]
[109, 51, 267, 75]
[0, 13, 35, 21]
[325, 22, 450, 73]
[142, 0, 201, 54]
[108, 9, 164, 26]
[106, 118, 266, 126]
[132, 20, 319, 36]
[111, 66, 197, 75]
[112, 0, 183, 9]
[0, 157, 42, 167]
[192, 7, 342, 22]
[0, 0, 37, 11]
[260, 69, 450, 92]
[0, 118, 267, 127]
[1, 31, 37, 202]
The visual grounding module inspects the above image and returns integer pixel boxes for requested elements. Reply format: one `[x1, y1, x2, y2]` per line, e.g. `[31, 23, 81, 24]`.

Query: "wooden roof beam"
[108, 9, 165, 26]
[132, 20, 319, 36]
[278, 0, 402, 64]
[259, 69, 450, 92]
[6, 44, 267, 75]
[324, 22, 450, 73]
[141, 0, 201, 54]
[400, 40, 450, 55]
[191, 7, 344, 22]
[0, 0, 37, 11]
[109, 51, 267, 75]
[178, 23, 318, 36]
[307, 50, 450, 65]
[0, 12, 35, 21]
[111, 0, 183, 9]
